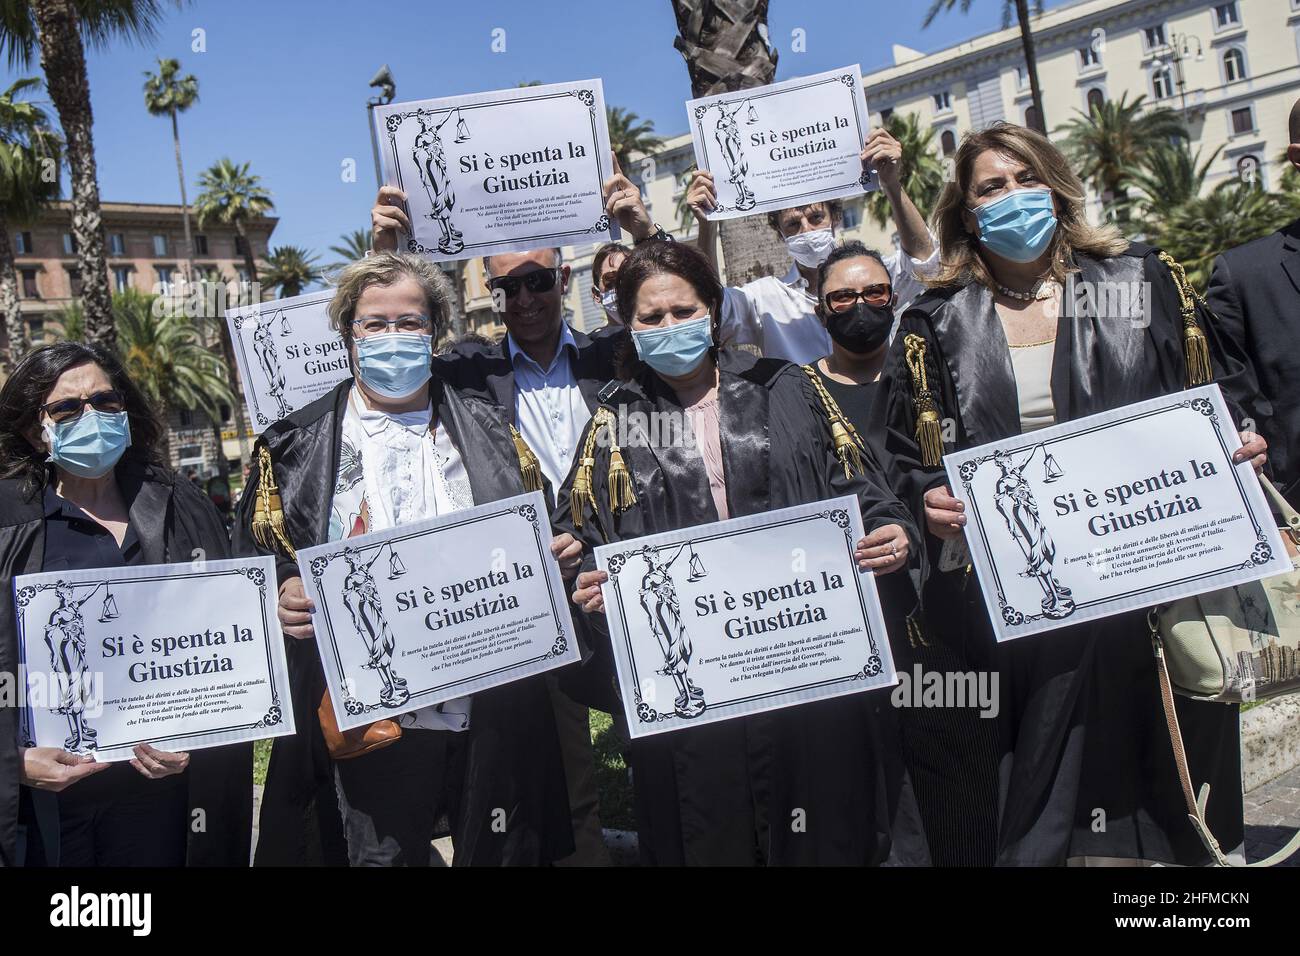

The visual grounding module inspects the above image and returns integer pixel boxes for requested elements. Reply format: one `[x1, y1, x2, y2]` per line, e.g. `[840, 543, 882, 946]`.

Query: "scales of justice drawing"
[638, 540, 709, 719]
[411, 106, 471, 256]
[990, 443, 1074, 620]
[713, 99, 759, 211]
[37, 580, 118, 751]
[329, 540, 410, 710]
[252, 309, 292, 419]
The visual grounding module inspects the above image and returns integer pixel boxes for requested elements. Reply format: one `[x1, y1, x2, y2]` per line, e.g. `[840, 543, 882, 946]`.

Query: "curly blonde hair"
[328, 252, 454, 348]
[928, 122, 1128, 289]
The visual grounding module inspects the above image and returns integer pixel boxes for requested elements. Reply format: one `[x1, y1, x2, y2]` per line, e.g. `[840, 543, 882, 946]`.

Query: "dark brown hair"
[0, 342, 166, 499]
[591, 242, 630, 291]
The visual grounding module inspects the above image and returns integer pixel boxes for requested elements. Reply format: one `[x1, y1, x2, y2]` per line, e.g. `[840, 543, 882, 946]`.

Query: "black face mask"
[824, 301, 894, 354]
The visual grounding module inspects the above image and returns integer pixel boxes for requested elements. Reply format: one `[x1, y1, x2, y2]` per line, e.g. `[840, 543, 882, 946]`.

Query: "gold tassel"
[509, 425, 543, 493]
[608, 447, 636, 513]
[906, 613, 930, 649]
[801, 365, 867, 479]
[1158, 252, 1213, 387]
[251, 443, 296, 560]
[904, 334, 945, 467]
[569, 412, 605, 530]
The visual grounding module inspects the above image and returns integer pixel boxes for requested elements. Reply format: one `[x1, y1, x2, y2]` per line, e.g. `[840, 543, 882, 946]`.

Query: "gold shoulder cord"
[800, 364, 866, 480]
[903, 333, 944, 468]
[509, 424, 544, 493]
[570, 408, 636, 531]
[1157, 251, 1212, 387]
[251, 443, 296, 560]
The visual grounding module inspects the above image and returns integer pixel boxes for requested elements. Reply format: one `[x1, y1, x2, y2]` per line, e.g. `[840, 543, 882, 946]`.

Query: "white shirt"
[331, 388, 474, 732]
[507, 324, 593, 491]
[719, 238, 942, 365]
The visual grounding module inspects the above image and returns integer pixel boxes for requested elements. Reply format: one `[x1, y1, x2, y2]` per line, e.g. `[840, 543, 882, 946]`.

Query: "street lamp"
[366, 64, 396, 188]
[1152, 33, 1203, 121]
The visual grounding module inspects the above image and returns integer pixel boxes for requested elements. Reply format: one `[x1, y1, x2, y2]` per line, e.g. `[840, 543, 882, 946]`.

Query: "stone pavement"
[1244, 763, 1300, 866]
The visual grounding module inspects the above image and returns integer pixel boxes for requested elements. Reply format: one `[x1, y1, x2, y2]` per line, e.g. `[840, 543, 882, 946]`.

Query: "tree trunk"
[452, 261, 467, 337]
[237, 219, 260, 300]
[0, 213, 27, 373]
[172, 110, 195, 283]
[1015, 0, 1047, 134]
[31, 0, 115, 353]
[672, 0, 789, 286]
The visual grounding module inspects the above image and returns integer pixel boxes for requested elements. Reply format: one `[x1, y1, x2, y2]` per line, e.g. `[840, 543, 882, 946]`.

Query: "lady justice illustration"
[713, 99, 757, 212]
[341, 544, 409, 708]
[412, 109, 466, 255]
[253, 310, 292, 419]
[992, 446, 1075, 620]
[43, 581, 104, 751]
[639, 543, 706, 718]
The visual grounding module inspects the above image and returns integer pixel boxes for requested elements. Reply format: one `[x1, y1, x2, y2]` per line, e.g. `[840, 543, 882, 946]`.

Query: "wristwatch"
[634, 223, 673, 245]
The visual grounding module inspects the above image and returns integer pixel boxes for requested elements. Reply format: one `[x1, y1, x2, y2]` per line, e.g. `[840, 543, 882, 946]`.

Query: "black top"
[813, 361, 880, 439]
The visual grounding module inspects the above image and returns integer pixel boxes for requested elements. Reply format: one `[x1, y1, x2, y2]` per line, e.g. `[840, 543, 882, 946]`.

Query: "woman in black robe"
[871, 122, 1268, 866]
[557, 240, 929, 866]
[0, 342, 252, 867]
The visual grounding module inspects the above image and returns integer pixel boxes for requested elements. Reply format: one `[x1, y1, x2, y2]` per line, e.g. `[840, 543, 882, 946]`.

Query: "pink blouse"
[684, 396, 729, 520]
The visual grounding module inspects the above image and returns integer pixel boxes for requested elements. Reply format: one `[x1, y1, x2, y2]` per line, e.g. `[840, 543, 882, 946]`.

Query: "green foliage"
[0, 76, 61, 220]
[193, 157, 273, 231]
[865, 111, 946, 229]
[142, 56, 197, 116]
[326, 228, 371, 272]
[259, 244, 322, 298]
[607, 105, 663, 171]
[0, 0, 176, 71]
[1128, 141, 1222, 221]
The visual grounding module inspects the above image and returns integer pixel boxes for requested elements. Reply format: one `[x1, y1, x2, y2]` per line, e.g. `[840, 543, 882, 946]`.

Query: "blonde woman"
[872, 122, 1267, 866]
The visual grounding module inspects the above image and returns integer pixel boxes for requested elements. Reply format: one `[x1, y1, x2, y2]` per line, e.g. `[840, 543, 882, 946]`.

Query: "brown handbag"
[317, 690, 401, 760]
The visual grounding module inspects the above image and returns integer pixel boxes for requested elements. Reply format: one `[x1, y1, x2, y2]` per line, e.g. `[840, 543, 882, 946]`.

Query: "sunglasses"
[486, 268, 561, 299]
[40, 389, 127, 424]
[824, 284, 892, 313]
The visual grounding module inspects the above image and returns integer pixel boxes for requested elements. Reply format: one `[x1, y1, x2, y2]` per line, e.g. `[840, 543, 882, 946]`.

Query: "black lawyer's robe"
[232, 376, 573, 866]
[553, 348, 930, 866]
[871, 243, 1260, 866]
[0, 460, 253, 867]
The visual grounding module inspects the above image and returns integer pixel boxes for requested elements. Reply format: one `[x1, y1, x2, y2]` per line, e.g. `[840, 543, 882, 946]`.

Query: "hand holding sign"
[603, 153, 655, 241]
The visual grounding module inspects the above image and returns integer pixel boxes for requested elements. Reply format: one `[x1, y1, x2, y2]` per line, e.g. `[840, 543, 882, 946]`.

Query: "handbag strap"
[1148, 611, 1300, 867]
[1258, 473, 1300, 546]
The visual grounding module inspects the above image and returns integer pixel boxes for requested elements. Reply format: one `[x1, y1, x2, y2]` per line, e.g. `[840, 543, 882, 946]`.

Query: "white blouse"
[1009, 339, 1057, 433]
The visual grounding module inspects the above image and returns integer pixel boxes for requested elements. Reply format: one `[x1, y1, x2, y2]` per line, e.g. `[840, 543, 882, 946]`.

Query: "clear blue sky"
[6, 0, 1069, 259]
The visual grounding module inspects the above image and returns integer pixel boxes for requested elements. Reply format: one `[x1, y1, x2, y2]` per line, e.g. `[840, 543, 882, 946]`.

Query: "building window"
[113, 266, 133, 293]
[941, 129, 957, 156]
[66, 267, 82, 297]
[193, 234, 208, 256]
[841, 203, 861, 230]
[1014, 65, 1029, 90]
[1086, 88, 1106, 114]
[20, 268, 38, 299]
[234, 235, 248, 256]
[14, 231, 32, 255]
[879, 107, 894, 124]
[152, 234, 167, 256]
[1213, 2, 1239, 30]
[156, 265, 175, 293]
[1230, 106, 1255, 135]
[932, 90, 952, 113]
[1024, 105, 1042, 131]
[61, 232, 77, 255]
[1077, 44, 1100, 70]
[1223, 47, 1247, 83]
[1143, 24, 1167, 52]
[108, 233, 125, 256]
[1236, 154, 1263, 188]
[1152, 66, 1175, 100]
[29, 318, 44, 345]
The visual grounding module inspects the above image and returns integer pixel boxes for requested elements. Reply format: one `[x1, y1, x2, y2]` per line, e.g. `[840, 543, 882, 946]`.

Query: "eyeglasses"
[824, 285, 892, 313]
[351, 314, 433, 337]
[486, 268, 561, 299]
[40, 389, 126, 424]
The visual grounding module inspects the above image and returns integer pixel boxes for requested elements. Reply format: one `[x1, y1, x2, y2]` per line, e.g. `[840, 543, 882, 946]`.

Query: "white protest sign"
[594, 496, 897, 739]
[15, 556, 293, 762]
[374, 79, 619, 263]
[946, 384, 1290, 642]
[685, 64, 874, 221]
[297, 491, 577, 732]
[225, 289, 349, 431]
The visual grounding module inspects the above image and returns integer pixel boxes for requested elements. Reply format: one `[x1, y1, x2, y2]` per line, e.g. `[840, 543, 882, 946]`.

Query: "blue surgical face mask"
[968, 187, 1058, 263]
[44, 409, 132, 479]
[632, 314, 714, 378]
[354, 332, 433, 399]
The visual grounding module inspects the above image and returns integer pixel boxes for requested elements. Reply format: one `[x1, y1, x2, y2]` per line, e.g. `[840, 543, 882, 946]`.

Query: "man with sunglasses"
[685, 127, 938, 365]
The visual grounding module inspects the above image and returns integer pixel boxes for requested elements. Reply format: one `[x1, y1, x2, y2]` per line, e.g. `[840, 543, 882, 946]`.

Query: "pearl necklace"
[995, 279, 1058, 302]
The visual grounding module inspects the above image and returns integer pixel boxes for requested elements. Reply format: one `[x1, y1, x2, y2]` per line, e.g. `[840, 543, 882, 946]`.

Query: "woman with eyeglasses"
[872, 122, 1268, 866]
[555, 240, 929, 866]
[0, 342, 252, 867]
[234, 252, 576, 867]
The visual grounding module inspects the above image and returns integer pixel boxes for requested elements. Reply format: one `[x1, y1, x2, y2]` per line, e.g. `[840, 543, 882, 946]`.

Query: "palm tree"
[671, 0, 789, 285]
[142, 56, 198, 281]
[114, 287, 235, 467]
[1128, 141, 1221, 224]
[327, 227, 371, 272]
[866, 111, 947, 229]
[1056, 92, 1188, 226]
[0, 1, 175, 351]
[0, 76, 61, 371]
[607, 106, 664, 171]
[924, 0, 1046, 133]
[260, 245, 322, 299]
[192, 157, 272, 465]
